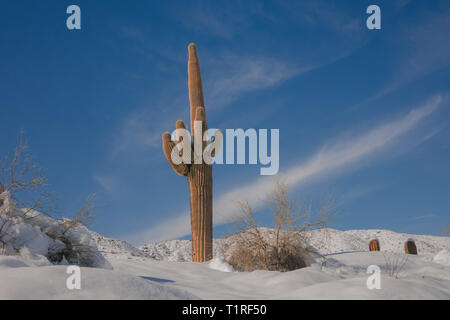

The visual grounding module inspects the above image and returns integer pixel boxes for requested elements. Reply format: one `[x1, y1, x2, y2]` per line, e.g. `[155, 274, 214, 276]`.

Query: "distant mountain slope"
[307, 228, 449, 255]
[89, 231, 150, 259]
[138, 228, 450, 262]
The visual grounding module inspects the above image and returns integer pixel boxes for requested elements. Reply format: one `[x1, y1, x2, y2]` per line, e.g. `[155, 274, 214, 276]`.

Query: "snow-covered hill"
[138, 228, 449, 262]
[1, 206, 449, 300]
[0, 191, 111, 269]
[89, 231, 150, 259]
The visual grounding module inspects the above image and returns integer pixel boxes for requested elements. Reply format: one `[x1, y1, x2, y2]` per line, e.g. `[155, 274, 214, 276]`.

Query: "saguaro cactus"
[162, 43, 213, 262]
[404, 239, 418, 255]
[369, 239, 380, 251]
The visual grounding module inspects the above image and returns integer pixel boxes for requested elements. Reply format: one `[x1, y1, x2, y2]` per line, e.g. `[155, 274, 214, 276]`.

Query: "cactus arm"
[175, 120, 189, 160]
[162, 132, 189, 176]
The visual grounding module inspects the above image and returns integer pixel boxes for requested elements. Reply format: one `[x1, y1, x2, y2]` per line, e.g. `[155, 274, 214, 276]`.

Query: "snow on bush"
[0, 191, 111, 269]
[208, 257, 234, 272]
[433, 249, 450, 266]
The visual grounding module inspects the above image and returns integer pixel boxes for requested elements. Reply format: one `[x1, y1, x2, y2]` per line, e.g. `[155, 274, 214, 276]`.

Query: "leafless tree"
[444, 227, 450, 236]
[0, 217, 11, 254]
[60, 193, 96, 234]
[0, 131, 102, 265]
[227, 180, 336, 272]
[45, 194, 97, 264]
[0, 194, 27, 254]
[0, 130, 56, 254]
[0, 129, 55, 218]
[383, 251, 409, 279]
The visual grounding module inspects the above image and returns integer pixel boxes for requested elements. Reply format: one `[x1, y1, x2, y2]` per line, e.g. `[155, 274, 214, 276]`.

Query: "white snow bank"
[108, 250, 450, 299]
[2, 207, 449, 300]
[0, 191, 111, 269]
[0, 264, 197, 299]
[208, 257, 234, 272]
[139, 228, 450, 262]
[433, 250, 450, 266]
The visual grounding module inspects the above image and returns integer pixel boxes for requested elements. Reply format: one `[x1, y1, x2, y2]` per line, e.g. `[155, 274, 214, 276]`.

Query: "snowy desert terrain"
[1, 218, 449, 299]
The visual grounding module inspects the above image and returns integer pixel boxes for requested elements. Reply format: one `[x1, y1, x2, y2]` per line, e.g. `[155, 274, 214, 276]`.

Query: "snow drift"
[0, 191, 111, 269]
[1, 194, 449, 299]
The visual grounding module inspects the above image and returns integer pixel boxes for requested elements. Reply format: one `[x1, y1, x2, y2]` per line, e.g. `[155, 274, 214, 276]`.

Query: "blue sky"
[1, 0, 449, 244]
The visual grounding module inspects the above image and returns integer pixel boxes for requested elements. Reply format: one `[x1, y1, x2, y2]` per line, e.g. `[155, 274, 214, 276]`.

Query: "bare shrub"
[0, 219, 22, 255]
[47, 195, 97, 265]
[383, 251, 409, 279]
[61, 193, 95, 232]
[0, 190, 29, 254]
[226, 181, 334, 272]
[0, 216, 13, 254]
[0, 130, 56, 254]
[0, 130, 56, 217]
[444, 227, 450, 236]
[0, 132, 106, 267]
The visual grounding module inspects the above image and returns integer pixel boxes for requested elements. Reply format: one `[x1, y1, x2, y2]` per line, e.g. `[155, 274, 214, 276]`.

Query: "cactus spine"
[162, 43, 213, 262]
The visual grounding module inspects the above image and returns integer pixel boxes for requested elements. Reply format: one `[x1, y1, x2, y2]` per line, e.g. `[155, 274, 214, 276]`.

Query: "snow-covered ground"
[1, 220, 449, 299]
[139, 228, 449, 261]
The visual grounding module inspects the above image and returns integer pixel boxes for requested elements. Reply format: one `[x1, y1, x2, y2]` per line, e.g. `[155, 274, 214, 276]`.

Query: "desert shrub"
[383, 251, 409, 278]
[226, 228, 309, 272]
[45, 194, 97, 265]
[0, 191, 24, 255]
[0, 132, 109, 268]
[0, 130, 56, 252]
[226, 181, 334, 272]
[0, 130, 55, 216]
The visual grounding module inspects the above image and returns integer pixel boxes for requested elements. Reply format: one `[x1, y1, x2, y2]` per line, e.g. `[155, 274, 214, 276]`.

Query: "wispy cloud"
[114, 4, 364, 156]
[202, 45, 359, 109]
[94, 175, 119, 193]
[175, 1, 273, 39]
[125, 94, 442, 244]
[179, 8, 241, 39]
[356, 5, 450, 105]
[205, 54, 303, 108]
[286, 0, 362, 36]
[110, 53, 304, 157]
[111, 109, 164, 157]
[177, 0, 363, 40]
[412, 214, 436, 221]
[111, 43, 361, 157]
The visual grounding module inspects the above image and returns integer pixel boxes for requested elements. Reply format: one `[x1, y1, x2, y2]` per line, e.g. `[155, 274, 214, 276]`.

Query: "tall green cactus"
[162, 43, 213, 262]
